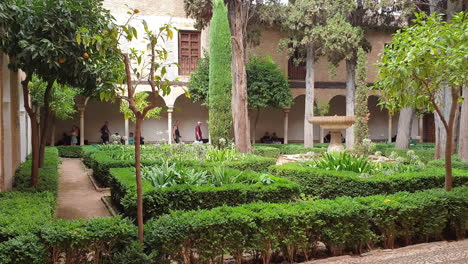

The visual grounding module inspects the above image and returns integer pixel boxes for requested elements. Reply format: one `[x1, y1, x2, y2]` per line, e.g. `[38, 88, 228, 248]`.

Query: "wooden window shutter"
[179, 31, 201, 75]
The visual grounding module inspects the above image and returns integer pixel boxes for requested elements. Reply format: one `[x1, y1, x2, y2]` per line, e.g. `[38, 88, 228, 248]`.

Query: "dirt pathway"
[56, 158, 110, 219]
[303, 240, 468, 264]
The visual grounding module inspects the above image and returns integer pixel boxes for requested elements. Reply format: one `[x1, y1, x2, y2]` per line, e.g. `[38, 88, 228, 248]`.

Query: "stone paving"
[56, 158, 110, 219]
[303, 240, 468, 264]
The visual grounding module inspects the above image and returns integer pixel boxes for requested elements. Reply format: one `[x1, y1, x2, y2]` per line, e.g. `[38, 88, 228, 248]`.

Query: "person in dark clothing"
[261, 132, 272, 143]
[100, 121, 110, 144]
[195, 121, 203, 142]
[173, 120, 181, 143]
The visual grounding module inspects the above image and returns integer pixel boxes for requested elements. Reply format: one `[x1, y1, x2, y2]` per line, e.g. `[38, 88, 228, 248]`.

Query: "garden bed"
[109, 166, 299, 220]
[270, 162, 468, 198]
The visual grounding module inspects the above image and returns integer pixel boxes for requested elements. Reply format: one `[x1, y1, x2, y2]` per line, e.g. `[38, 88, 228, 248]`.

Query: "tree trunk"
[252, 108, 260, 144]
[345, 59, 356, 149]
[228, 1, 251, 153]
[134, 118, 144, 243]
[459, 86, 468, 162]
[21, 75, 39, 187]
[395, 107, 414, 149]
[38, 81, 54, 168]
[435, 86, 458, 158]
[304, 43, 315, 148]
[443, 89, 460, 191]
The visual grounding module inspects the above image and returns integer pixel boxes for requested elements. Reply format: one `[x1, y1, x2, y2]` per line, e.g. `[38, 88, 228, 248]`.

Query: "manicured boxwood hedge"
[109, 167, 299, 220]
[252, 145, 281, 158]
[0, 148, 137, 264]
[428, 156, 468, 170]
[145, 187, 468, 263]
[270, 162, 468, 199]
[254, 143, 327, 155]
[89, 151, 276, 187]
[13, 148, 60, 194]
[56, 145, 82, 158]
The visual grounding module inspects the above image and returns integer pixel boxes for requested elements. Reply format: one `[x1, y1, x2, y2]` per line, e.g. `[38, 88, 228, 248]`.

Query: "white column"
[207, 119, 211, 144]
[124, 118, 129, 145]
[167, 106, 173, 144]
[78, 106, 85, 146]
[320, 128, 324, 144]
[388, 114, 393, 143]
[283, 108, 290, 144]
[419, 117, 424, 143]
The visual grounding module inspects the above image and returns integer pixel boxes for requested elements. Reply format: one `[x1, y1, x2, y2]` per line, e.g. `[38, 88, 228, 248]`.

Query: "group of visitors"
[173, 120, 205, 143]
[100, 121, 141, 145]
[261, 132, 282, 144]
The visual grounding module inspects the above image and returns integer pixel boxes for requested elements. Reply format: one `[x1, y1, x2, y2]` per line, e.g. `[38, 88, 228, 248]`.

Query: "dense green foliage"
[145, 187, 468, 263]
[13, 148, 60, 193]
[254, 143, 328, 155]
[87, 146, 276, 187]
[252, 146, 281, 158]
[188, 52, 209, 103]
[353, 48, 370, 155]
[0, 148, 137, 264]
[208, 0, 233, 147]
[109, 166, 299, 220]
[429, 156, 468, 171]
[56, 146, 83, 158]
[271, 162, 468, 199]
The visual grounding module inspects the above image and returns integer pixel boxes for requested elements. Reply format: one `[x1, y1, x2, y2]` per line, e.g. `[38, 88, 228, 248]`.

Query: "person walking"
[100, 121, 110, 144]
[195, 121, 203, 142]
[70, 125, 79, 145]
[173, 120, 181, 143]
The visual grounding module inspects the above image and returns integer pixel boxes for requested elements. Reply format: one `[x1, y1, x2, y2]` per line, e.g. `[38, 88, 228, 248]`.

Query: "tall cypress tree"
[209, 0, 232, 147]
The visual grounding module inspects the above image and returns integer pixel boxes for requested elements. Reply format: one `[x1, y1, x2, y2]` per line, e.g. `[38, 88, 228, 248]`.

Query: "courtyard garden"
[0, 0, 467, 263]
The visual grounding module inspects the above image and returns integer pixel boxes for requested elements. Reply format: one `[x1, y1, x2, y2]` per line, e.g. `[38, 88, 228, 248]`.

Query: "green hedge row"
[382, 148, 435, 163]
[89, 151, 276, 187]
[13, 148, 60, 194]
[109, 167, 299, 220]
[0, 148, 138, 264]
[145, 187, 468, 263]
[428, 156, 468, 170]
[56, 145, 82, 158]
[254, 144, 327, 155]
[270, 162, 468, 199]
[252, 146, 281, 158]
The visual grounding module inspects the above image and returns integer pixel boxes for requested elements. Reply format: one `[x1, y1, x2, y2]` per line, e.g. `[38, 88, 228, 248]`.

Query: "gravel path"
[56, 158, 110, 219]
[303, 240, 468, 264]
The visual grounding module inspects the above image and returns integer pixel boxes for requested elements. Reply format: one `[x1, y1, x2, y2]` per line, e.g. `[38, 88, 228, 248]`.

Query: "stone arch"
[328, 95, 346, 116]
[173, 95, 208, 142]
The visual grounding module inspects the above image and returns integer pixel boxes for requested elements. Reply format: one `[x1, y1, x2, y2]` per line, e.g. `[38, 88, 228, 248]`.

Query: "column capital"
[167, 106, 174, 113]
[283, 107, 291, 113]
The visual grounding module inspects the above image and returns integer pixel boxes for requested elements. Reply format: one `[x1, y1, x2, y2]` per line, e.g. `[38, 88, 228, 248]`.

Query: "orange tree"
[376, 12, 468, 191]
[80, 9, 176, 243]
[0, 0, 117, 186]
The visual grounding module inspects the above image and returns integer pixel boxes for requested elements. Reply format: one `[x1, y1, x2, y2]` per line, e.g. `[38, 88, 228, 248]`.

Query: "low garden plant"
[109, 166, 299, 220]
[145, 187, 468, 263]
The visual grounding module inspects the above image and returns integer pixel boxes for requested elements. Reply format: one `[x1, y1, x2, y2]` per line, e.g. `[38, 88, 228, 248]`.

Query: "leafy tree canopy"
[119, 92, 162, 123]
[0, 0, 118, 91]
[376, 12, 468, 112]
[188, 54, 293, 109]
[30, 75, 79, 120]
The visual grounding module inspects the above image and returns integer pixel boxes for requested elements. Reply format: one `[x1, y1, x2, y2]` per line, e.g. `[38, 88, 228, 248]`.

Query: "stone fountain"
[309, 115, 355, 152]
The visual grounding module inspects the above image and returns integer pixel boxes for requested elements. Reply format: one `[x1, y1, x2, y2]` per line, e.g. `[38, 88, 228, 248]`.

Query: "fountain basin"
[309, 116, 355, 152]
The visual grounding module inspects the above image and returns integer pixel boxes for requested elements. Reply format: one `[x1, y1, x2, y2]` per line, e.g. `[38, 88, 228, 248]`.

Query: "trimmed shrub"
[382, 148, 435, 163]
[56, 145, 82, 158]
[13, 148, 60, 194]
[0, 192, 55, 240]
[428, 156, 468, 171]
[252, 146, 281, 158]
[109, 167, 299, 220]
[145, 187, 468, 263]
[89, 151, 276, 187]
[271, 162, 468, 199]
[254, 144, 327, 155]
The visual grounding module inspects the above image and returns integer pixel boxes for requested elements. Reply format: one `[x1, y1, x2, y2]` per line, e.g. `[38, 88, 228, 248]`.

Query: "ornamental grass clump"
[309, 152, 374, 174]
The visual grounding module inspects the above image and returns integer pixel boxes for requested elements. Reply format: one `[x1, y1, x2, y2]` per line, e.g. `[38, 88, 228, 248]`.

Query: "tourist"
[261, 132, 272, 144]
[324, 132, 331, 143]
[100, 121, 110, 144]
[271, 132, 281, 144]
[195, 121, 203, 142]
[173, 120, 181, 143]
[128, 132, 134, 145]
[70, 125, 79, 145]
